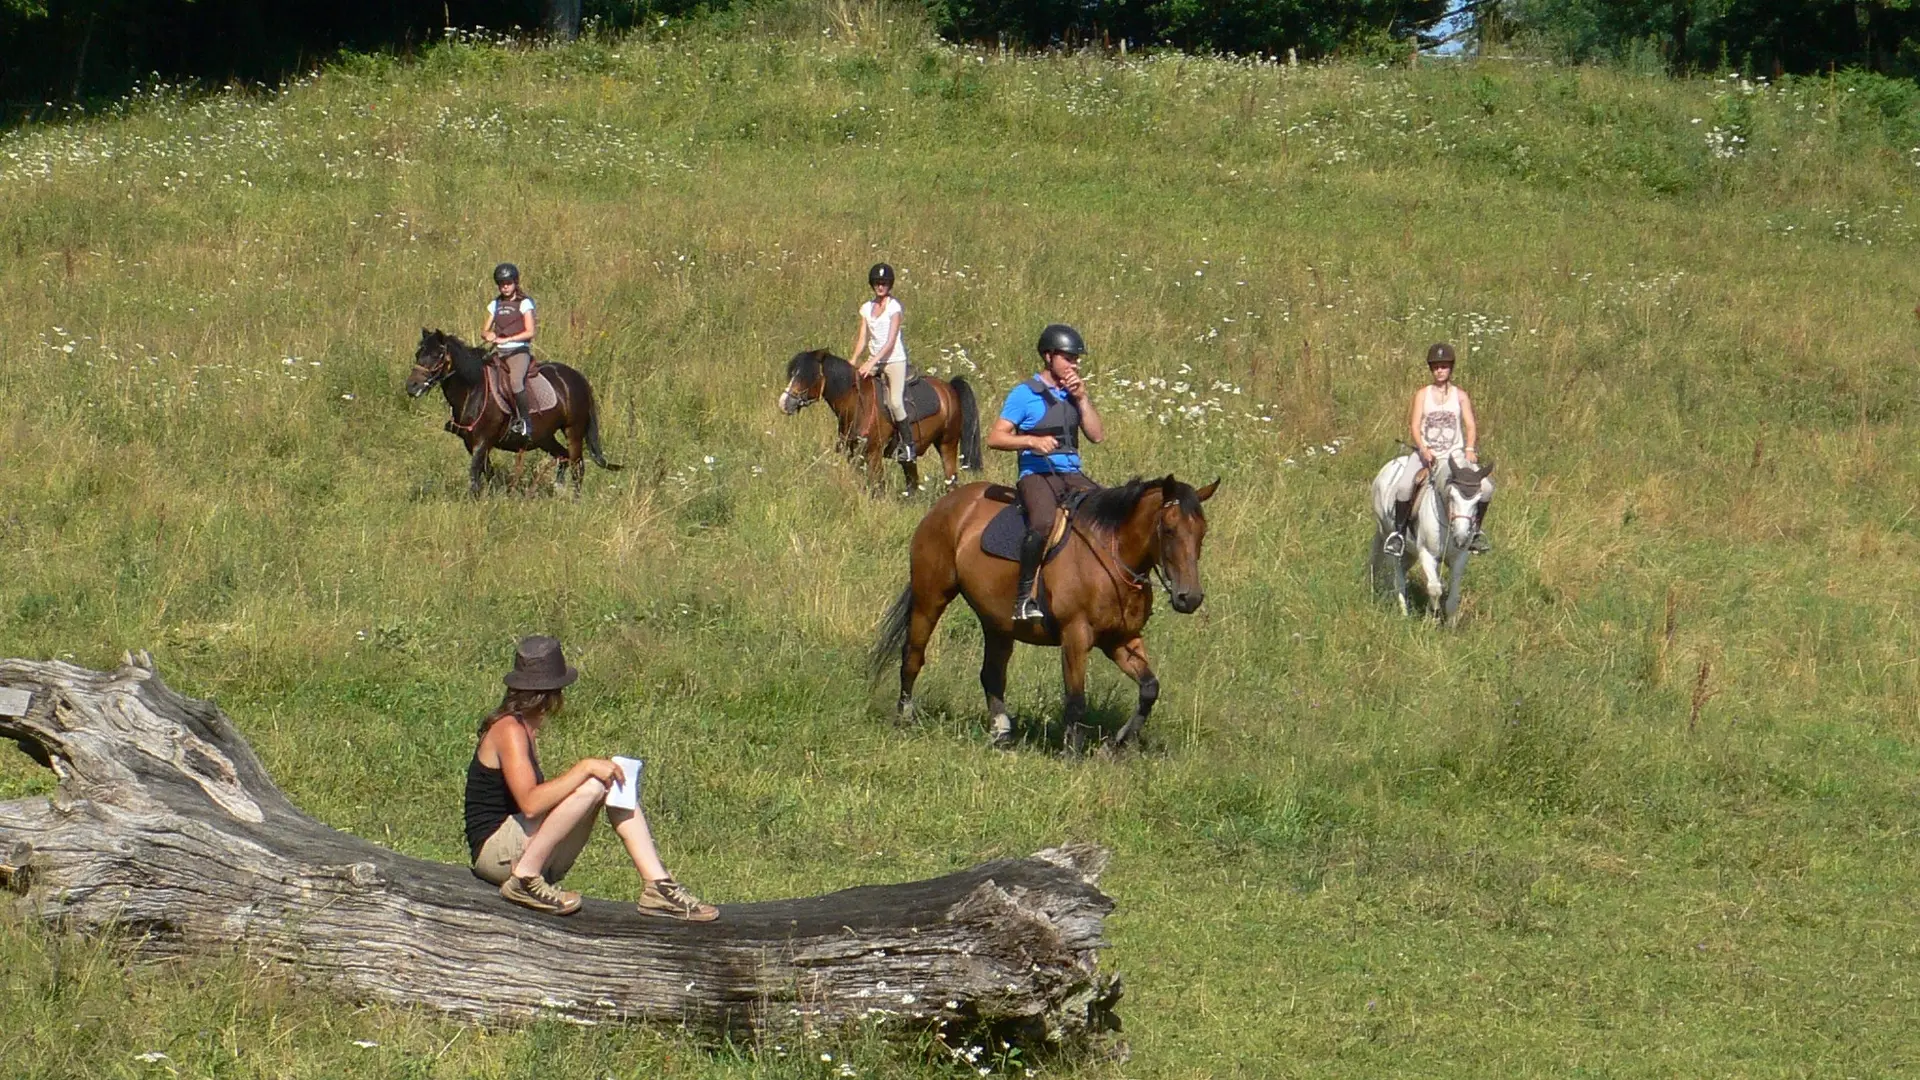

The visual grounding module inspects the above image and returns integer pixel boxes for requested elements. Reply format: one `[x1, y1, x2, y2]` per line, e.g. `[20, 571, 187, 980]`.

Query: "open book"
[607, 756, 643, 810]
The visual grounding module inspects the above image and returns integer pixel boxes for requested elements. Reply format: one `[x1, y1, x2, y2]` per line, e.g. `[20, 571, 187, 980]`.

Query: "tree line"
[4, 0, 1917, 122]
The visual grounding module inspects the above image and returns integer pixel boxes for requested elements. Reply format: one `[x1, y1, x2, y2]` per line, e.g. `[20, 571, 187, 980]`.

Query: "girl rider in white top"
[1383, 342, 1492, 556]
[482, 262, 538, 438]
[852, 263, 913, 464]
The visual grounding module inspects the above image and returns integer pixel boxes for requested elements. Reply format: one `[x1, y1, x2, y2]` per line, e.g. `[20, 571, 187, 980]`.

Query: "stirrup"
[1467, 531, 1492, 554]
[1013, 595, 1044, 622]
[508, 414, 530, 438]
[1382, 531, 1407, 557]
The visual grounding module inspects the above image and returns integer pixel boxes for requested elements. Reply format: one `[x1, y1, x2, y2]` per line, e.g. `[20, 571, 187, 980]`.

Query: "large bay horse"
[1370, 455, 1493, 624]
[776, 349, 981, 494]
[406, 329, 621, 496]
[872, 476, 1219, 754]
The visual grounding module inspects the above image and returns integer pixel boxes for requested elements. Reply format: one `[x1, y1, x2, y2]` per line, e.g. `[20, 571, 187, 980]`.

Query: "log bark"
[0, 654, 1120, 1043]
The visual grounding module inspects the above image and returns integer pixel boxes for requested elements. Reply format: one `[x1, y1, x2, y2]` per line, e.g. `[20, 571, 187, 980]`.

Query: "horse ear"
[1479, 460, 1494, 477]
[1195, 478, 1220, 502]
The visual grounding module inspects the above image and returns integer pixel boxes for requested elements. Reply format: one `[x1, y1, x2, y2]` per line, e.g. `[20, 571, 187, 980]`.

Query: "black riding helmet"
[868, 262, 895, 287]
[1426, 342, 1456, 366]
[1036, 323, 1087, 357]
[493, 262, 521, 286]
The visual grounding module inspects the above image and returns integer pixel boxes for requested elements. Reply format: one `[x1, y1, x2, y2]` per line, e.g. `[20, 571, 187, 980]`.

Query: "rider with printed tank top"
[481, 263, 538, 438]
[987, 324, 1107, 623]
[853, 263, 913, 464]
[1383, 342, 1492, 556]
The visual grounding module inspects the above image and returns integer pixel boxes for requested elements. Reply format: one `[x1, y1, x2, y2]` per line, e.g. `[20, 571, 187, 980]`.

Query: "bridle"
[782, 372, 823, 411]
[411, 346, 454, 395]
[1073, 505, 1184, 598]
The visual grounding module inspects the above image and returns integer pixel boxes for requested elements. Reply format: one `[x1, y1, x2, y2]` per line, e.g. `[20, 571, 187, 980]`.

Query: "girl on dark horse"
[406, 328, 620, 496]
[482, 263, 538, 438]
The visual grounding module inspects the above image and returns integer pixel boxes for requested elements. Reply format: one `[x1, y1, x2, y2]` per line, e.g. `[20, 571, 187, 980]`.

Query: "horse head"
[1154, 476, 1219, 613]
[407, 328, 456, 398]
[1444, 460, 1493, 549]
[778, 350, 828, 414]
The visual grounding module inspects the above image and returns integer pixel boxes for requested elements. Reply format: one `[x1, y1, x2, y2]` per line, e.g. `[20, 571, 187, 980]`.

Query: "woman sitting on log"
[463, 635, 717, 921]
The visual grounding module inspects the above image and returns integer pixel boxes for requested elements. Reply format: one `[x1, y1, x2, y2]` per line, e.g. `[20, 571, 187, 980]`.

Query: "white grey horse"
[1370, 454, 1494, 624]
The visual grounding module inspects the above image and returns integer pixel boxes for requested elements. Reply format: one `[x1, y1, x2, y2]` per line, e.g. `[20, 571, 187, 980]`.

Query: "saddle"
[874, 375, 941, 426]
[979, 485, 1083, 563]
[482, 355, 560, 418]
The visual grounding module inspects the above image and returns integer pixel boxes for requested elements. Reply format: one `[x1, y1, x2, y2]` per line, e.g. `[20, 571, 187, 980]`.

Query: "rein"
[1069, 504, 1180, 599]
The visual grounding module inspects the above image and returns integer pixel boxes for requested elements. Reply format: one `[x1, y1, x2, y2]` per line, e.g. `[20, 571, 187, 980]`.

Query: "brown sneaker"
[500, 873, 582, 916]
[637, 877, 718, 922]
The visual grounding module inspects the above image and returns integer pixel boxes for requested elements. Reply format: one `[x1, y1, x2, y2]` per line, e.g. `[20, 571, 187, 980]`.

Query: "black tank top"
[462, 722, 544, 860]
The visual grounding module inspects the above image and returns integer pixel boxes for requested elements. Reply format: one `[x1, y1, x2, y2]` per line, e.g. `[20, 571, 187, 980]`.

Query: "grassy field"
[4, 3, 1920, 1075]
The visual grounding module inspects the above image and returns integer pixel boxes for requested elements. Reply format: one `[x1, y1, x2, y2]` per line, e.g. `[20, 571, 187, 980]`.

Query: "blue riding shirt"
[999, 376, 1083, 478]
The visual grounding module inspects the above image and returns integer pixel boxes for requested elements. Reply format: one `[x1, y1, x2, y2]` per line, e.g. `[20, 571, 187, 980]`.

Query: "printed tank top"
[1420, 385, 1462, 454]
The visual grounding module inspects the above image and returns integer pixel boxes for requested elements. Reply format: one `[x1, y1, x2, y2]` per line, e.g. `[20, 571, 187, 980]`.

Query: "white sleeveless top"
[1419, 385, 1463, 454]
[861, 297, 906, 364]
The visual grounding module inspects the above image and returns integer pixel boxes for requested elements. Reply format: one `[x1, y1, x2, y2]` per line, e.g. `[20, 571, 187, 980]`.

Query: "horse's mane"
[1078, 475, 1202, 533]
[788, 349, 858, 402]
[819, 352, 857, 400]
[422, 329, 489, 384]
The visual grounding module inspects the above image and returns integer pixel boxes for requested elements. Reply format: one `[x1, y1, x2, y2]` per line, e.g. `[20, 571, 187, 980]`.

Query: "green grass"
[4, 5, 1920, 1076]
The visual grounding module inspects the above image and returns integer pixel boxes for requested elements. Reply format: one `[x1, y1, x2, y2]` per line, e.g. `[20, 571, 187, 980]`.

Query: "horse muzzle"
[1169, 589, 1204, 614]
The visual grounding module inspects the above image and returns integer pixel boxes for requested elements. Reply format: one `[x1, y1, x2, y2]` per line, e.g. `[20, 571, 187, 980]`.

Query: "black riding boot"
[1383, 499, 1413, 557]
[892, 418, 916, 464]
[1013, 529, 1046, 622]
[1468, 501, 1492, 554]
[510, 390, 532, 438]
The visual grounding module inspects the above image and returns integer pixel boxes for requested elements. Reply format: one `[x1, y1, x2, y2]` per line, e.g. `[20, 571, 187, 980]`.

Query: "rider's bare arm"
[1458, 390, 1479, 460]
[987, 417, 1056, 454]
[1072, 387, 1106, 444]
[851, 318, 871, 375]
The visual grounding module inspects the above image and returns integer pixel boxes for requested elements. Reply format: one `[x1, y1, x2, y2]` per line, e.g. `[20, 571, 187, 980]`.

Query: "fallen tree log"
[0, 654, 1121, 1042]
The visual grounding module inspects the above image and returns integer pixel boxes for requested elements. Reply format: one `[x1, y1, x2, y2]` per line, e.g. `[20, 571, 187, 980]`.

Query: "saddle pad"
[874, 376, 941, 425]
[487, 363, 560, 416]
[979, 490, 1074, 563]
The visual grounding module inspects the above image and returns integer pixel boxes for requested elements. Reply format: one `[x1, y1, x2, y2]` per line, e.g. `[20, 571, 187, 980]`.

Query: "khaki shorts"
[471, 811, 594, 886]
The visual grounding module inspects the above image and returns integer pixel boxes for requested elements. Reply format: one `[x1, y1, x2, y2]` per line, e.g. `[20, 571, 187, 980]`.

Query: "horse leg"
[468, 444, 492, 497]
[1103, 637, 1158, 751]
[939, 428, 960, 489]
[898, 582, 957, 726]
[980, 628, 1016, 748]
[1443, 546, 1470, 626]
[1417, 544, 1445, 621]
[566, 422, 586, 497]
[1060, 622, 1094, 757]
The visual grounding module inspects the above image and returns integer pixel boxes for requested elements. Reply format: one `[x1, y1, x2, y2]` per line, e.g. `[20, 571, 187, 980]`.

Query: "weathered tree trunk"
[0, 655, 1120, 1043]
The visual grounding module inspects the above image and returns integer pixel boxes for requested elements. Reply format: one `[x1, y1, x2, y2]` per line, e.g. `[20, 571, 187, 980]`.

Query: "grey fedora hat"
[503, 635, 579, 691]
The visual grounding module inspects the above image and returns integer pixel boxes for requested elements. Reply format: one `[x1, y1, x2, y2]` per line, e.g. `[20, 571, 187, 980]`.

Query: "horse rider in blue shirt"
[986, 324, 1108, 622]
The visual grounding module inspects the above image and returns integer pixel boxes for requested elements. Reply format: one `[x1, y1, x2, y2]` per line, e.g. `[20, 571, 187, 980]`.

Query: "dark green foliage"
[1500, 0, 1920, 78]
[930, 0, 1448, 55]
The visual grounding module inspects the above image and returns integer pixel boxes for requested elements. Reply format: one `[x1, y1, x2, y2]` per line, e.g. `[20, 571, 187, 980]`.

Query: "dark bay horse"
[872, 476, 1219, 754]
[406, 329, 621, 496]
[776, 349, 982, 494]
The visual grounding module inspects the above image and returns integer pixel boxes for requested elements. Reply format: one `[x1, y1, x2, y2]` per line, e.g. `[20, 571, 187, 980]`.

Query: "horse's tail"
[581, 379, 623, 472]
[868, 583, 914, 682]
[953, 376, 982, 471]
